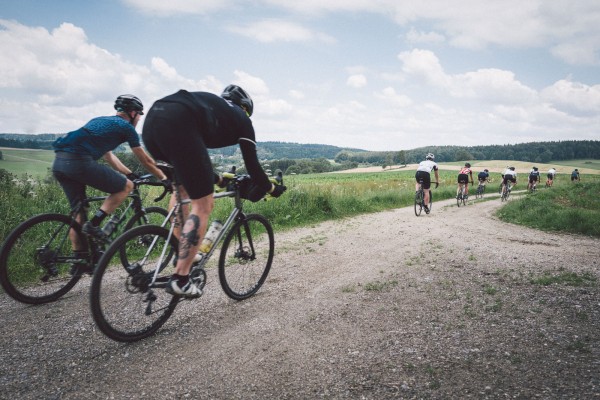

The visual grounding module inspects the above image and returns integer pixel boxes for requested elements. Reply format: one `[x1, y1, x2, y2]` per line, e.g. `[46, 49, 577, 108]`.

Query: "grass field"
[0, 147, 54, 178]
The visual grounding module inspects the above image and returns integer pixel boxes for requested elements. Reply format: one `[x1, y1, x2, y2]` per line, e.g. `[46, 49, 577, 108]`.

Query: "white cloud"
[398, 49, 537, 104]
[122, 0, 232, 16]
[376, 87, 412, 107]
[405, 27, 445, 45]
[227, 19, 336, 44]
[347, 74, 367, 88]
[541, 79, 600, 116]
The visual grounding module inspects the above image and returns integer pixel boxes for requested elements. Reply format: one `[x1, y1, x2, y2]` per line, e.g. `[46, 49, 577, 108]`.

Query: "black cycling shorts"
[142, 101, 214, 199]
[547, 173, 554, 180]
[415, 170, 432, 189]
[503, 176, 516, 184]
[457, 174, 469, 184]
[52, 152, 126, 210]
[529, 175, 539, 183]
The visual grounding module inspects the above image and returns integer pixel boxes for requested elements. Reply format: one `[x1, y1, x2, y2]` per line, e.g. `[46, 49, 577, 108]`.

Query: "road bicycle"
[475, 180, 487, 199]
[89, 162, 282, 342]
[456, 182, 470, 207]
[501, 181, 513, 202]
[528, 180, 538, 193]
[0, 175, 169, 304]
[414, 179, 435, 216]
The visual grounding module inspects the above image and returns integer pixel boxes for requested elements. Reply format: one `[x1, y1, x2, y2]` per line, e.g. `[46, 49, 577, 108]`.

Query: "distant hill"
[0, 134, 364, 160]
[1, 133, 598, 164]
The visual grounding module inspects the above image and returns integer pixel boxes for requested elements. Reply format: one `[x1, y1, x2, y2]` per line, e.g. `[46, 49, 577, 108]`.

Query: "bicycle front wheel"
[0, 214, 86, 304]
[219, 214, 274, 300]
[90, 225, 179, 342]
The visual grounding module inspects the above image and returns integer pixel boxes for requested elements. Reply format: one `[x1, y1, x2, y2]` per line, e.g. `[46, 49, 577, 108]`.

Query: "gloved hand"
[269, 184, 287, 198]
[246, 185, 267, 202]
[435, 182, 439, 189]
[126, 172, 140, 181]
[161, 178, 173, 192]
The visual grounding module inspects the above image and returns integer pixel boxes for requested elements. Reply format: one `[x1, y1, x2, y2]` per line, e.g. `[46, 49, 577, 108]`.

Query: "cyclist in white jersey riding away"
[501, 166, 517, 194]
[415, 153, 440, 214]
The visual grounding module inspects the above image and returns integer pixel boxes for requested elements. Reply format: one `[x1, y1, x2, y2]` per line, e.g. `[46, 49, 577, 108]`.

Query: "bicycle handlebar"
[132, 174, 171, 202]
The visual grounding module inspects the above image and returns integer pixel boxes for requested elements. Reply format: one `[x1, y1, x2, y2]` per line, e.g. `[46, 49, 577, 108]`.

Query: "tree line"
[335, 140, 600, 165]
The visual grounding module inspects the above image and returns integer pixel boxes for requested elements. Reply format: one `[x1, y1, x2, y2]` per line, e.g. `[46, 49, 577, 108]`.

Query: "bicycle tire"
[119, 206, 169, 267]
[90, 224, 179, 342]
[414, 190, 423, 216]
[123, 206, 169, 231]
[428, 190, 433, 211]
[0, 213, 86, 304]
[456, 192, 461, 207]
[218, 214, 274, 300]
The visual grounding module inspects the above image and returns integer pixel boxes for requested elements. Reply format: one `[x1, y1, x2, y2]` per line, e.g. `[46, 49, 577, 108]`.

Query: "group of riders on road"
[414, 153, 582, 214]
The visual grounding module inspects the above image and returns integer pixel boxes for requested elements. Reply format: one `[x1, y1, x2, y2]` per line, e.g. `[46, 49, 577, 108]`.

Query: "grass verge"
[496, 180, 600, 237]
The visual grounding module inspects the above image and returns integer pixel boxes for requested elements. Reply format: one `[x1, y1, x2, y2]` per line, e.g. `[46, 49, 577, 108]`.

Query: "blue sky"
[1, 0, 599, 151]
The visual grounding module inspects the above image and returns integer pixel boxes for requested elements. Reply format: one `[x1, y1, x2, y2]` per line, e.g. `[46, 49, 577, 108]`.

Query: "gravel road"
[1, 195, 599, 399]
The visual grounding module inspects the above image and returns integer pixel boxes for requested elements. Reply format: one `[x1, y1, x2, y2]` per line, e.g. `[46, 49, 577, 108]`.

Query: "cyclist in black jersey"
[142, 85, 287, 297]
[52, 95, 167, 255]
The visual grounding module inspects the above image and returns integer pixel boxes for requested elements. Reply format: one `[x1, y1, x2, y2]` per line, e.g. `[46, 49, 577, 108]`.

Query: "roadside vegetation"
[1, 161, 599, 243]
[496, 176, 600, 237]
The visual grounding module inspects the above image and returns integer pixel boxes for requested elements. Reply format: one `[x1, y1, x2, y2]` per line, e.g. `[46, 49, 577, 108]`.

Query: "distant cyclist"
[477, 169, 490, 187]
[546, 167, 556, 187]
[501, 166, 517, 194]
[571, 168, 580, 182]
[457, 162, 474, 198]
[528, 166, 540, 191]
[415, 153, 439, 214]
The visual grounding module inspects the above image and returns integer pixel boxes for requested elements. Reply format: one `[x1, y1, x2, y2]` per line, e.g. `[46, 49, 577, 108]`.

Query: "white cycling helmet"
[426, 153, 435, 160]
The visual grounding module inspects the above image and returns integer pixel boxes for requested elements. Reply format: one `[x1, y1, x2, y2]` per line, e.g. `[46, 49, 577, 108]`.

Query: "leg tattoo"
[179, 215, 200, 260]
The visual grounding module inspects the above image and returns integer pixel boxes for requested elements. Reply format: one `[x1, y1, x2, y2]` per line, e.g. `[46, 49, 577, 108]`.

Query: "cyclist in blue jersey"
[142, 85, 287, 297]
[415, 153, 439, 214]
[528, 166, 540, 191]
[477, 169, 490, 186]
[571, 168, 580, 182]
[52, 95, 168, 256]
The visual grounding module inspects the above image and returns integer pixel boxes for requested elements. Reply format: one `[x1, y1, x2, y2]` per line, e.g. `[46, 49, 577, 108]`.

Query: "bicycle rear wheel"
[123, 206, 169, 231]
[414, 190, 423, 216]
[428, 190, 433, 211]
[90, 225, 179, 342]
[119, 206, 169, 266]
[219, 214, 274, 300]
[0, 213, 86, 304]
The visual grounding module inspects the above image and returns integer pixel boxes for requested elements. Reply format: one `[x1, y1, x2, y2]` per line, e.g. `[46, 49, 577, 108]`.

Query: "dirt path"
[1, 196, 599, 399]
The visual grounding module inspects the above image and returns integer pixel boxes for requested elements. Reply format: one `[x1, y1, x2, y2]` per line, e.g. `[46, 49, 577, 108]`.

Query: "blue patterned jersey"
[53, 116, 140, 160]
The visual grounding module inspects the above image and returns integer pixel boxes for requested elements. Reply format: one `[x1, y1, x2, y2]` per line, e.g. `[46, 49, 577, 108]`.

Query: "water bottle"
[199, 220, 223, 253]
[102, 215, 120, 237]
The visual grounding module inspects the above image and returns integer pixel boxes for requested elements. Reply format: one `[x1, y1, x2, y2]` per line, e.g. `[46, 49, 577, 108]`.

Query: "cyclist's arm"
[239, 138, 274, 193]
[131, 146, 168, 180]
[434, 168, 440, 185]
[103, 151, 130, 175]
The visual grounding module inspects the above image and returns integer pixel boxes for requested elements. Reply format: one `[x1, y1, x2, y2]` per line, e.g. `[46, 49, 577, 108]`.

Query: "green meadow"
[0, 147, 54, 178]
[1, 150, 599, 244]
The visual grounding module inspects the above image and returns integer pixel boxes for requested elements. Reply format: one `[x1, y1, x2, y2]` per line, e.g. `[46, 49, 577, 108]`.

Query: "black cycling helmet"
[426, 153, 435, 160]
[114, 94, 144, 114]
[509, 166, 515, 171]
[465, 162, 471, 168]
[484, 169, 489, 172]
[221, 84, 254, 116]
[533, 166, 538, 171]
